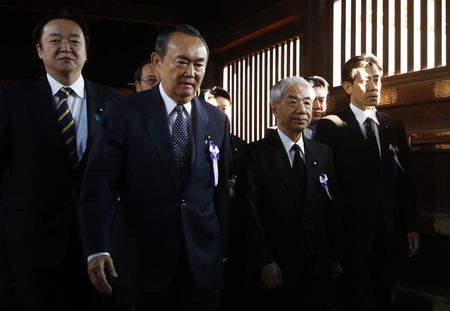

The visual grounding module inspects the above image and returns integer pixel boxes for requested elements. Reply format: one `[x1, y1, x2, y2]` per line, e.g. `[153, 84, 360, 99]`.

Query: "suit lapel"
[84, 80, 102, 155]
[341, 108, 375, 159]
[303, 139, 317, 205]
[30, 76, 67, 159]
[376, 112, 392, 162]
[144, 90, 181, 190]
[190, 97, 211, 178]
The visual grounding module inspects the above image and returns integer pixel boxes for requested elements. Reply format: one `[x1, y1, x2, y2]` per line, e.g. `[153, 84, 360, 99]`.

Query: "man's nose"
[313, 99, 322, 110]
[295, 102, 307, 113]
[59, 39, 72, 52]
[368, 79, 378, 90]
[185, 63, 195, 76]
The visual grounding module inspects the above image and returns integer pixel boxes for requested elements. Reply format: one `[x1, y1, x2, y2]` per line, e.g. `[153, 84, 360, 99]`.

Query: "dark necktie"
[291, 144, 305, 183]
[364, 118, 380, 162]
[172, 104, 191, 181]
[56, 87, 78, 168]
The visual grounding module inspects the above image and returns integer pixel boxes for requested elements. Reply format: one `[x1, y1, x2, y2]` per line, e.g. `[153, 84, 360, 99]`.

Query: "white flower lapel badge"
[389, 144, 405, 173]
[319, 173, 333, 201]
[205, 136, 220, 186]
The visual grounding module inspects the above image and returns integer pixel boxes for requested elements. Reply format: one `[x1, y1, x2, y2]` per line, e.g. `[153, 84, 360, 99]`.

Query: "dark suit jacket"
[315, 107, 418, 260]
[0, 75, 120, 269]
[242, 130, 341, 288]
[79, 87, 232, 292]
[229, 134, 246, 178]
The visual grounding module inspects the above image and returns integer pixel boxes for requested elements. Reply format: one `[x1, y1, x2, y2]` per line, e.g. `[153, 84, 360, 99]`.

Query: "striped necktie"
[56, 87, 78, 168]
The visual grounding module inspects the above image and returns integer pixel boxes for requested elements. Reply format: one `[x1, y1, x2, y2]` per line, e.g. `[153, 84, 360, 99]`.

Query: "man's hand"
[87, 255, 118, 294]
[332, 261, 343, 279]
[261, 262, 283, 288]
[407, 232, 420, 258]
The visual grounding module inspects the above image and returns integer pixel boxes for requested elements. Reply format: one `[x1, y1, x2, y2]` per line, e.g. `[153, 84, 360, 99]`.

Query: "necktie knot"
[174, 104, 184, 114]
[291, 144, 304, 162]
[57, 86, 73, 99]
[364, 117, 373, 128]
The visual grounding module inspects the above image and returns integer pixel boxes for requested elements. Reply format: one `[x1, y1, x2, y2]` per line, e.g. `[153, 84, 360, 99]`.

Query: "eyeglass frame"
[135, 75, 160, 85]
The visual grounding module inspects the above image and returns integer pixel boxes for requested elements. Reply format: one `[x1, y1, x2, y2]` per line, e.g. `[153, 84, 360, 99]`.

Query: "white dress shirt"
[277, 128, 306, 167]
[350, 103, 381, 156]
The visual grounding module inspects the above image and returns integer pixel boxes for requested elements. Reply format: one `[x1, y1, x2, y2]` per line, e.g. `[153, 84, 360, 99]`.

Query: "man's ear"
[36, 43, 43, 59]
[271, 103, 278, 117]
[342, 81, 352, 96]
[151, 52, 161, 66]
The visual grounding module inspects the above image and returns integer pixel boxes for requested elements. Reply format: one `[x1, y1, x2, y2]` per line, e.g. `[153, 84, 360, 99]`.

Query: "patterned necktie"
[56, 87, 78, 168]
[364, 118, 380, 162]
[291, 144, 305, 182]
[172, 104, 191, 181]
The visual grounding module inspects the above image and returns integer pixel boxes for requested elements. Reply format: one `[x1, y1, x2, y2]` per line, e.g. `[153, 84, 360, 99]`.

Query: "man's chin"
[365, 98, 379, 106]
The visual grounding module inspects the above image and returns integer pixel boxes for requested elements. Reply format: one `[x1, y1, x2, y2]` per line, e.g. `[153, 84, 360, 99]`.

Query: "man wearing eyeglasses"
[134, 60, 160, 92]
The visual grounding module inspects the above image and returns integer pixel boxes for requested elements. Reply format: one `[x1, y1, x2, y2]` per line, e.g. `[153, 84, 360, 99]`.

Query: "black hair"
[32, 8, 90, 51]
[134, 59, 151, 81]
[154, 24, 209, 60]
[209, 86, 231, 102]
[341, 53, 383, 84]
[305, 75, 329, 93]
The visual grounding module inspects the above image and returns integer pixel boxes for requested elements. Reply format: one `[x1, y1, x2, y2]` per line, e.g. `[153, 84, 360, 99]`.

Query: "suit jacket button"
[181, 199, 187, 207]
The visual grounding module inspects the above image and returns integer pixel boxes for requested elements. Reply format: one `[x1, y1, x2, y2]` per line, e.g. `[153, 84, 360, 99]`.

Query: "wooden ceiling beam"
[0, 1, 182, 25]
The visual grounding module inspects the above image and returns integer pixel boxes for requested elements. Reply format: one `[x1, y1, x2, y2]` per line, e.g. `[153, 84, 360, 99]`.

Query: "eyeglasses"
[137, 76, 160, 85]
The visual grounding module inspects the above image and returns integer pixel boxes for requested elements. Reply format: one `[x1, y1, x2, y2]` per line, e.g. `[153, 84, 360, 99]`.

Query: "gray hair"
[270, 76, 314, 105]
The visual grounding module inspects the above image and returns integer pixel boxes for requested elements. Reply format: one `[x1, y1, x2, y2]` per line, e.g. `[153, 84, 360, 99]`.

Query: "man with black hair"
[0, 8, 120, 311]
[133, 60, 160, 92]
[203, 86, 247, 181]
[315, 53, 420, 311]
[304, 75, 329, 139]
[79, 24, 231, 311]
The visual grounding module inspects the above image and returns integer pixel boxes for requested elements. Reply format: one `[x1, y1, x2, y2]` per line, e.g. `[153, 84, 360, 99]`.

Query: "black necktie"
[291, 144, 305, 182]
[172, 105, 191, 181]
[364, 118, 380, 162]
[56, 87, 78, 168]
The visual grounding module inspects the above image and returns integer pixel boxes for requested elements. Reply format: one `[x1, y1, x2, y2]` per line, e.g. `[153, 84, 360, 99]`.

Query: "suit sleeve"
[0, 86, 9, 180]
[396, 121, 419, 233]
[215, 117, 232, 258]
[79, 100, 125, 258]
[0, 86, 11, 286]
[315, 118, 338, 150]
[324, 147, 344, 261]
[241, 145, 274, 270]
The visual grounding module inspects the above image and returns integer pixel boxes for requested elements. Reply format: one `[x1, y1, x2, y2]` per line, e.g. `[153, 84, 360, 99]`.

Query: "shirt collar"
[277, 128, 305, 156]
[350, 103, 379, 126]
[159, 83, 192, 116]
[47, 73, 85, 98]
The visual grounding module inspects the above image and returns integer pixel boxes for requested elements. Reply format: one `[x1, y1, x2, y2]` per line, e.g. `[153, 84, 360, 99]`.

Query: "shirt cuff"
[87, 252, 110, 262]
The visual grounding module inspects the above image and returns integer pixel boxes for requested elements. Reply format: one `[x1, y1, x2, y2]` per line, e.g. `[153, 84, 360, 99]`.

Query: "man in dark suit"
[304, 75, 329, 139]
[0, 9, 120, 311]
[201, 86, 248, 310]
[201, 86, 247, 185]
[242, 77, 342, 311]
[315, 54, 420, 311]
[79, 24, 231, 311]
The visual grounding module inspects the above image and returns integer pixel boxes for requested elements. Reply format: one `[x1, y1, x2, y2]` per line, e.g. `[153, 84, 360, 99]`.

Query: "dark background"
[0, 0, 280, 89]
